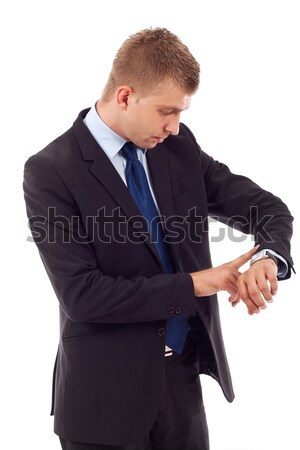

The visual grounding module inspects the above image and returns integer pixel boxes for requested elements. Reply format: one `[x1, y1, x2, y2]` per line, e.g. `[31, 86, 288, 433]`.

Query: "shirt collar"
[83, 104, 146, 159]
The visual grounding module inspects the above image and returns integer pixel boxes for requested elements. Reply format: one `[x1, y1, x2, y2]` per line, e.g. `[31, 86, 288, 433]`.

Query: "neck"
[96, 100, 126, 139]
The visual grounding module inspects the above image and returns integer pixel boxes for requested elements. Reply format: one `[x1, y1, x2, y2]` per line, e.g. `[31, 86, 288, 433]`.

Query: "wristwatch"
[250, 250, 278, 267]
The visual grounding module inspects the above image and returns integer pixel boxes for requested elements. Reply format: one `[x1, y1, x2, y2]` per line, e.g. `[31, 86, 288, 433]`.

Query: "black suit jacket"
[23, 109, 294, 445]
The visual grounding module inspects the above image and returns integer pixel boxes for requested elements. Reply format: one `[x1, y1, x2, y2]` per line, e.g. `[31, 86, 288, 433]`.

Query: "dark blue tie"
[122, 142, 189, 354]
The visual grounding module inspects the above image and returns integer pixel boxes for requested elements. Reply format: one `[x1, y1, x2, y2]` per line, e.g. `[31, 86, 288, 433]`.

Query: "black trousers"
[59, 336, 209, 450]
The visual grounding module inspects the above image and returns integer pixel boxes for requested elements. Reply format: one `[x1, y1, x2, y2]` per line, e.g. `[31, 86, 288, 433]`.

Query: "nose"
[164, 115, 180, 136]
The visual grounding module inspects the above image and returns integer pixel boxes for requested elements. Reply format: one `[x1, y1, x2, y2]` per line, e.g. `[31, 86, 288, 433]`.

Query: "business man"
[23, 28, 294, 450]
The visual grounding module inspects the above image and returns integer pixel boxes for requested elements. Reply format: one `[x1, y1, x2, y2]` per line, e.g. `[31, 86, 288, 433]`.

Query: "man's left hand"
[230, 259, 278, 315]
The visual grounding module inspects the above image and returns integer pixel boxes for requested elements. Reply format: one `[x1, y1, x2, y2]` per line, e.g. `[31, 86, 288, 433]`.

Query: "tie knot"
[121, 142, 139, 161]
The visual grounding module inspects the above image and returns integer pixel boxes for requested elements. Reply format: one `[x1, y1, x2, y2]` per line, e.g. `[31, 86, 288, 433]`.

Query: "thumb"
[231, 245, 260, 269]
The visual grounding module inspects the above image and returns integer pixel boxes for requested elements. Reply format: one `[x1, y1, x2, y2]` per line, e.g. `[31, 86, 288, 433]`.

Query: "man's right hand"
[189, 246, 259, 302]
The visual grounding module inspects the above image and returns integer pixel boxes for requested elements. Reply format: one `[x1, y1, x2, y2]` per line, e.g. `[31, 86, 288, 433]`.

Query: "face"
[117, 83, 192, 149]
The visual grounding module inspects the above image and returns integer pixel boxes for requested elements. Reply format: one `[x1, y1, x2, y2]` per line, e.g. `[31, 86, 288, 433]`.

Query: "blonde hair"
[102, 28, 200, 101]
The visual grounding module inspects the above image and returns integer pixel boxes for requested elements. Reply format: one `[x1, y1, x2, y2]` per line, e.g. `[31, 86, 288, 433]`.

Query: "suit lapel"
[146, 145, 180, 268]
[72, 111, 163, 268]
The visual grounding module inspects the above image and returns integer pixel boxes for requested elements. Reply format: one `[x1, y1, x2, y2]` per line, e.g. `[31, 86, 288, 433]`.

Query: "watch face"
[253, 250, 267, 260]
[251, 251, 269, 265]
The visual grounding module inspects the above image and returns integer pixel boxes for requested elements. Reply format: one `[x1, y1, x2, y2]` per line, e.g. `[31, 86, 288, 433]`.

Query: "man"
[23, 28, 294, 450]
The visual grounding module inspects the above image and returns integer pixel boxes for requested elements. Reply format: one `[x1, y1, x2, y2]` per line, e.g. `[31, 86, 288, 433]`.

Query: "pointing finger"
[231, 245, 260, 269]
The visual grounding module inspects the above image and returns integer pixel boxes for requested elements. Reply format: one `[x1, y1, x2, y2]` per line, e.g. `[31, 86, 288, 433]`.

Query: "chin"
[146, 143, 158, 149]
[145, 140, 159, 149]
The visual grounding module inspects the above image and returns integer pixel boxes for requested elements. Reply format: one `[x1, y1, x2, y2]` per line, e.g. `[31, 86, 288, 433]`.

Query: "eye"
[159, 110, 173, 116]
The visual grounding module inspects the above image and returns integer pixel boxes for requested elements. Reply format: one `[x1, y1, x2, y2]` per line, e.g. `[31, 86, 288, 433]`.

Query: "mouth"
[153, 136, 168, 143]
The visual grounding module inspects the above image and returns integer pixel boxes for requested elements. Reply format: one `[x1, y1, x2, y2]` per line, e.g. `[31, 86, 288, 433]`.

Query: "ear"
[116, 86, 133, 110]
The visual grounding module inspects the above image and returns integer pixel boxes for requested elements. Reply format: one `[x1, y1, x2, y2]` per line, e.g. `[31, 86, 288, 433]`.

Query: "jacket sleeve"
[182, 123, 294, 279]
[23, 154, 196, 323]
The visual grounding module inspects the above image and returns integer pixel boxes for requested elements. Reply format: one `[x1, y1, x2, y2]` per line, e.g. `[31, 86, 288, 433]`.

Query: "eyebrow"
[156, 105, 185, 113]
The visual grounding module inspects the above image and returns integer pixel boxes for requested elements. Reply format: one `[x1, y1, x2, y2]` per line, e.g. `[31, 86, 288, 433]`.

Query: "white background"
[1, 1, 299, 449]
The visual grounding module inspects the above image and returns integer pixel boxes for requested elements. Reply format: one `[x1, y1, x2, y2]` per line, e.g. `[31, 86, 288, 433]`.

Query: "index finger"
[231, 245, 260, 269]
[267, 266, 278, 297]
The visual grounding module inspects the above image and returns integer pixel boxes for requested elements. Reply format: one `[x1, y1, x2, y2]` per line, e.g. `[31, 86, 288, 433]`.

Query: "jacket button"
[157, 328, 166, 336]
[175, 307, 182, 314]
[168, 306, 175, 314]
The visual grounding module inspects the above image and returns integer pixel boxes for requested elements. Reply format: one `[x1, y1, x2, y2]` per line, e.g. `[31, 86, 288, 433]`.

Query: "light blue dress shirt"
[83, 105, 288, 278]
[83, 104, 160, 211]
